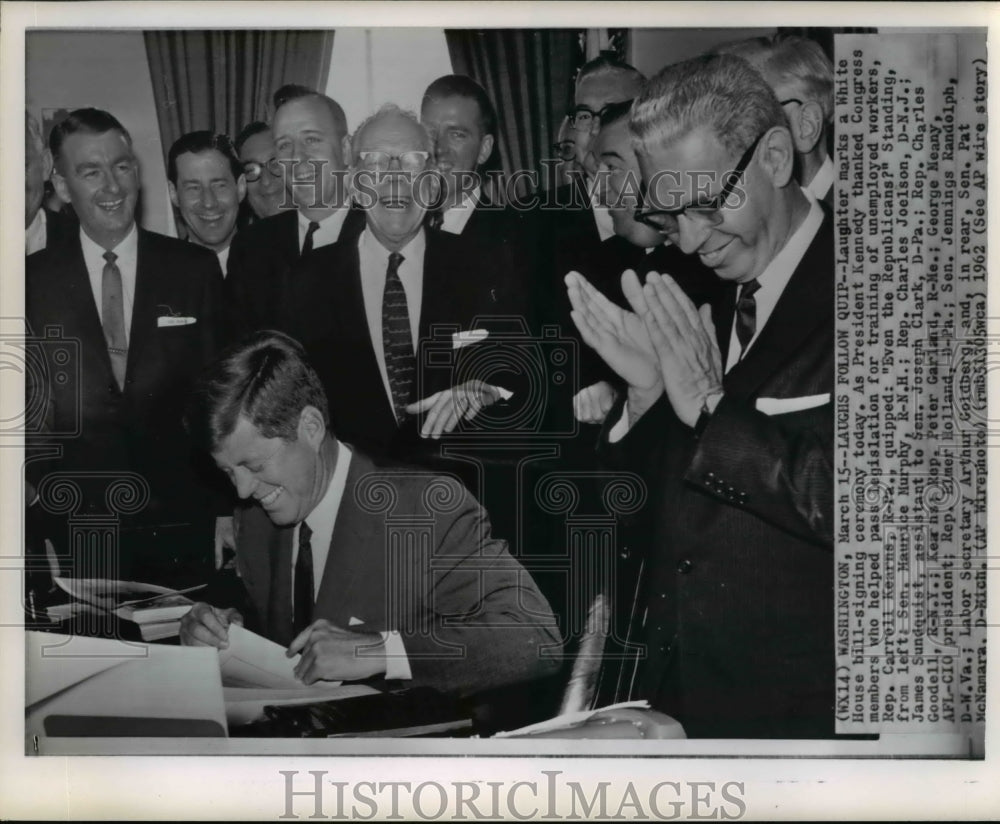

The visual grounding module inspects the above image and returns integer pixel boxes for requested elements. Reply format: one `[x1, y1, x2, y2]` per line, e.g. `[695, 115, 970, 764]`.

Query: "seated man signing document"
[179, 331, 561, 697]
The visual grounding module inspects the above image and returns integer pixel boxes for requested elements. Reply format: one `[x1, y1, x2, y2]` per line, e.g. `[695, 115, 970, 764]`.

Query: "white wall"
[631, 27, 778, 77]
[325, 28, 453, 133]
[26, 30, 174, 235]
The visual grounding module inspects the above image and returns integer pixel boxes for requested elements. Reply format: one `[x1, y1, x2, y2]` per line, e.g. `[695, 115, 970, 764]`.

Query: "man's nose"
[104, 170, 123, 194]
[232, 467, 257, 499]
[200, 186, 219, 208]
[676, 212, 713, 255]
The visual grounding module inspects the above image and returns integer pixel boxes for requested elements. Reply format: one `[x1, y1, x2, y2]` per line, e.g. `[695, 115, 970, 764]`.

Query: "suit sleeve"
[684, 394, 834, 547]
[400, 484, 563, 698]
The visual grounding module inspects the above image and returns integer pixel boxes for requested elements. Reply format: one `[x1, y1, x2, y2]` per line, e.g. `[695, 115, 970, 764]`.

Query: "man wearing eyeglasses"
[281, 105, 516, 459]
[713, 35, 835, 206]
[235, 121, 287, 221]
[567, 54, 835, 739]
[225, 86, 364, 339]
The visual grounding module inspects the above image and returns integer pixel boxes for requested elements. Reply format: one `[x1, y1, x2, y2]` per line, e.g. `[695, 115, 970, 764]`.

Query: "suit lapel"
[722, 215, 833, 400]
[126, 230, 159, 385]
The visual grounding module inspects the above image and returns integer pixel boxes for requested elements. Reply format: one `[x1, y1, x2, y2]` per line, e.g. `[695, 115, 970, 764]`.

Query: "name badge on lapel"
[452, 329, 489, 350]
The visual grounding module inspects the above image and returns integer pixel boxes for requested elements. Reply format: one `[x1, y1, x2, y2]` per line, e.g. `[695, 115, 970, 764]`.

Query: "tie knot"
[739, 278, 760, 300]
[299, 521, 313, 547]
[103, 251, 118, 265]
[307, 221, 320, 233]
[388, 252, 405, 271]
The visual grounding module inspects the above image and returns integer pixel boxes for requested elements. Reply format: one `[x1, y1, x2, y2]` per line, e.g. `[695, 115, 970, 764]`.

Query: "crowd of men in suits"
[24, 33, 838, 738]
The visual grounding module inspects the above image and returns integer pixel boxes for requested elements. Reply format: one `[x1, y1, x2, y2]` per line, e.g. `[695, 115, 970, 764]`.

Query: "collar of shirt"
[298, 207, 350, 253]
[806, 155, 834, 202]
[26, 209, 47, 256]
[217, 244, 231, 277]
[725, 192, 824, 372]
[81, 222, 139, 345]
[588, 182, 617, 242]
[440, 185, 481, 235]
[358, 226, 427, 419]
[292, 442, 353, 602]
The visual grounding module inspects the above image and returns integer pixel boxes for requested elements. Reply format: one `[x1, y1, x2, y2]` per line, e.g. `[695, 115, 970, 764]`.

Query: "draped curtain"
[445, 29, 579, 201]
[144, 29, 334, 164]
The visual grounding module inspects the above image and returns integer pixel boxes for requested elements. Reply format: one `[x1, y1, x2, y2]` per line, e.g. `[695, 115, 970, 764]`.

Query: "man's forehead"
[422, 94, 480, 123]
[274, 97, 338, 136]
[64, 129, 131, 156]
[576, 73, 638, 109]
[239, 131, 275, 160]
[595, 118, 632, 157]
[177, 149, 234, 179]
[358, 115, 427, 152]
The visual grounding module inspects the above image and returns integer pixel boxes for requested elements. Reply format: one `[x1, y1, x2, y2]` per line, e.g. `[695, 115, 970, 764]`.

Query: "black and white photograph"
[1, 1, 995, 820]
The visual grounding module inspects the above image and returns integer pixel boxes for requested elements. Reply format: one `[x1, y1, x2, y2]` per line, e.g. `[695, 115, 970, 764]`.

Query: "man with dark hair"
[568, 54, 835, 738]
[225, 85, 362, 337]
[282, 105, 516, 458]
[419, 73, 531, 319]
[180, 330, 560, 699]
[713, 35, 835, 204]
[25, 111, 74, 255]
[26, 107, 229, 585]
[235, 121, 286, 220]
[167, 130, 246, 273]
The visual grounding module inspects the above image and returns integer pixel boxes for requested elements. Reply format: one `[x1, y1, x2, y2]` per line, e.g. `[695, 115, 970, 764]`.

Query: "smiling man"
[168, 131, 246, 274]
[225, 86, 364, 338]
[281, 105, 517, 460]
[25, 108, 230, 587]
[234, 121, 287, 220]
[179, 330, 560, 699]
[566, 54, 835, 739]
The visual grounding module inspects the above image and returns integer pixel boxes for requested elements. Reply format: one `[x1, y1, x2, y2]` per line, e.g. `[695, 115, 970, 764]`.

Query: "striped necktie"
[734, 278, 761, 358]
[381, 252, 415, 421]
[101, 250, 128, 390]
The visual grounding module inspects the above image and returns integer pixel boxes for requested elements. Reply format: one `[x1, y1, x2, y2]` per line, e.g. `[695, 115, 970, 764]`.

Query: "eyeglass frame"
[552, 140, 577, 161]
[566, 99, 634, 132]
[356, 150, 431, 173]
[241, 158, 283, 183]
[632, 129, 769, 235]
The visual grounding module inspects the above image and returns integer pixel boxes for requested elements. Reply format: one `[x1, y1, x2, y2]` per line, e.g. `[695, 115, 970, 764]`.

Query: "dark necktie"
[300, 220, 320, 257]
[293, 521, 314, 636]
[427, 209, 445, 231]
[734, 278, 761, 358]
[382, 252, 415, 421]
[101, 251, 128, 390]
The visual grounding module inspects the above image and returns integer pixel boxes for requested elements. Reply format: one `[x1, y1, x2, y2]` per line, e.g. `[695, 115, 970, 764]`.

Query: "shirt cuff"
[493, 385, 513, 402]
[608, 401, 631, 443]
[380, 630, 412, 680]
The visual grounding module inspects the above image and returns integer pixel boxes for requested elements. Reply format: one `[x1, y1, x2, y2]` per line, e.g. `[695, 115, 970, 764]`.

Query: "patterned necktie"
[101, 251, 128, 390]
[734, 278, 761, 358]
[382, 252, 415, 421]
[293, 521, 314, 636]
[300, 220, 320, 257]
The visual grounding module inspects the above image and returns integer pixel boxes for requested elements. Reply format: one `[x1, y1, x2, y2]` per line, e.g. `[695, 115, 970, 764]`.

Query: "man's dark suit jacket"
[25, 228, 227, 583]
[39, 206, 77, 252]
[224, 207, 366, 339]
[234, 448, 562, 698]
[281, 226, 520, 460]
[604, 212, 835, 739]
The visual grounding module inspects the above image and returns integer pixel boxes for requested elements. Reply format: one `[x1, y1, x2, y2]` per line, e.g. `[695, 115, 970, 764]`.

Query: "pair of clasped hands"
[566, 269, 724, 429]
[179, 604, 386, 685]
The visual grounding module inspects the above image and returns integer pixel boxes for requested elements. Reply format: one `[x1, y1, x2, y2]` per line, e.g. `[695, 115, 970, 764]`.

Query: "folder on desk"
[26, 632, 227, 743]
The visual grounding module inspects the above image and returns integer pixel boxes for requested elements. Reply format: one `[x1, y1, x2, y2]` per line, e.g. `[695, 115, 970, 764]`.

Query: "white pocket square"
[348, 616, 364, 626]
[755, 393, 830, 415]
[157, 316, 197, 328]
[452, 329, 489, 349]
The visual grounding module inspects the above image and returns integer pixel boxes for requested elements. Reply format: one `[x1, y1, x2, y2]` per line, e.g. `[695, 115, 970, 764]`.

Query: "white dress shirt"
[806, 155, 834, 203]
[26, 209, 47, 256]
[358, 227, 426, 419]
[216, 244, 231, 277]
[298, 207, 350, 253]
[723, 193, 823, 372]
[589, 179, 616, 242]
[291, 442, 410, 679]
[81, 223, 139, 344]
[440, 186, 480, 235]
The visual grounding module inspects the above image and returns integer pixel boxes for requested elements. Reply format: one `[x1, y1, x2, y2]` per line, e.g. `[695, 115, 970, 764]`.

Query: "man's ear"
[236, 174, 247, 203]
[42, 149, 53, 182]
[476, 134, 495, 167]
[757, 126, 796, 189]
[297, 405, 327, 449]
[51, 167, 71, 205]
[789, 101, 825, 154]
[168, 181, 179, 209]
